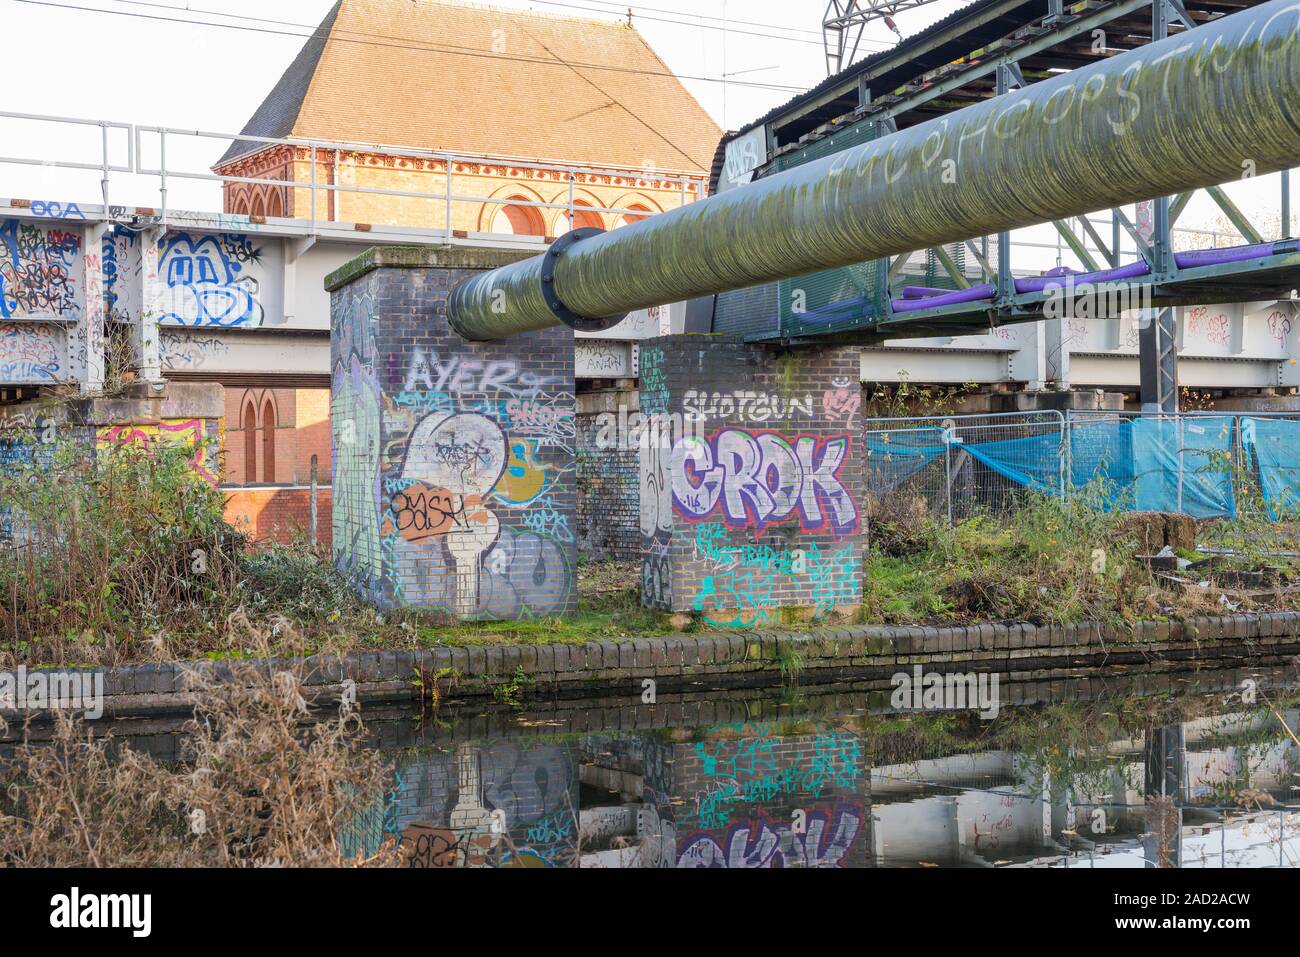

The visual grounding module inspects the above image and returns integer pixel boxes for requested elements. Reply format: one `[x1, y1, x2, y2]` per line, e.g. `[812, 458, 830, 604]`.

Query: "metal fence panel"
[863, 408, 1300, 525]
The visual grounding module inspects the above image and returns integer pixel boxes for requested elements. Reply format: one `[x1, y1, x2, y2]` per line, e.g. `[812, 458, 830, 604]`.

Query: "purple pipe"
[1174, 240, 1283, 269]
[1015, 260, 1151, 293]
[890, 283, 996, 313]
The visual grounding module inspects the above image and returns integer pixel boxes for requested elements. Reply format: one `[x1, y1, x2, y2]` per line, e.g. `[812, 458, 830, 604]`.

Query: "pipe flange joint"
[539, 227, 627, 333]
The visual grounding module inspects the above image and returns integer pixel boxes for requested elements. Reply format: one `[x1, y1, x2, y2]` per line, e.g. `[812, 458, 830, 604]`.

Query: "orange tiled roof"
[217, 0, 721, 173]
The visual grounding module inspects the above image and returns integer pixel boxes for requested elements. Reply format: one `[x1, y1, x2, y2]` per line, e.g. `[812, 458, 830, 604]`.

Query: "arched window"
[251, 194, 266, 218]
[261, 399, 276, 483]
[558, 200, 604, 234]
[620, 203, 652, 227]
[266, 190, 283, 218]
[491, 197, 546, 237]
[242, 400, 258, 484]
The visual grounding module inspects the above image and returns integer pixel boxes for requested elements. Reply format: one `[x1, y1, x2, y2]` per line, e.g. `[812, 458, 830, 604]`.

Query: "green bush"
[0, 432, 239, 657]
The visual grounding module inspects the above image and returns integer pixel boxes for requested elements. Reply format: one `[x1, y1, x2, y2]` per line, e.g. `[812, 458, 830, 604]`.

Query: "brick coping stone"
[6, 611, 1300, 720]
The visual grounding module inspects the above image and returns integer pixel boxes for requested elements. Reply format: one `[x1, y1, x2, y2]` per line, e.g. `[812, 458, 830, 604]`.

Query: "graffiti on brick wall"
[383, 401, 575, 616]
[332, 287, 385, 602]
[640, 421, 674, 608]
[0, 220, 80, 320]
[821, 377, 861, 425]
[690, 522, 859, 628]
[96, 418, 218, 485]
[385, 410, 507, 611]
[332, 305, 576, 616]
[682, 389, 815, 422]
[0, 322, 63, 383]
[638, 347, 674, 608]
[640, 345, 667, 414]
[672, 429, 858, 535]
[637, 345, 863, 621]
[158, 232, 265, 327]
[398, 351, 572, 610]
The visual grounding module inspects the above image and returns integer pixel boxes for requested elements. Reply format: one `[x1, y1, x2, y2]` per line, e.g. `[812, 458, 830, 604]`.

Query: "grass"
[863, 485, 1300, 627]
[6, 422, 1300, 669]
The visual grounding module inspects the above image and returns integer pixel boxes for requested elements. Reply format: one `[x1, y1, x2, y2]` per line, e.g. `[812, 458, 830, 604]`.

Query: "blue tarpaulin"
[1243, 417, 1300, 518]
[865, 416, 1244, 518]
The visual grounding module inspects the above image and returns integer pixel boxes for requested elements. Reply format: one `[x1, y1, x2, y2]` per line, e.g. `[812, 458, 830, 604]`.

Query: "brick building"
[211, 0, 719, 548]
[213, 0, 718, 236]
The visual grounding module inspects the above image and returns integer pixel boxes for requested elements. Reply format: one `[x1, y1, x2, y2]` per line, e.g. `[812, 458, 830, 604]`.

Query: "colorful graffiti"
[95, 418, 218, 484]
[386, 410, 507, 611]
[158, 232, 264, 327]
[0, 322, 63, 383]
[366, 743, 580, 868]
[690, 524, 858, 628]
[0, 219, 80, 320]
[821, 378, 861, 424]
[102, 227, 140, 323]
[690, 722, 863, 826]
[640, 346, 667, 414]
[677, 803, 864, 868]
[671, 429, 858, 535]
[331, 274, 575, 619]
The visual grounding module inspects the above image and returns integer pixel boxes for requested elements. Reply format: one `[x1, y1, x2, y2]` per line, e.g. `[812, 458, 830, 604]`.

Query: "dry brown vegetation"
[0, 643, 403, 868]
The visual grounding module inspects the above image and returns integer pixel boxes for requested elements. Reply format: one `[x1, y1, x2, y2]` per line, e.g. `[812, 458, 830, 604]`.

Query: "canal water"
[17, 664, 1300, 868]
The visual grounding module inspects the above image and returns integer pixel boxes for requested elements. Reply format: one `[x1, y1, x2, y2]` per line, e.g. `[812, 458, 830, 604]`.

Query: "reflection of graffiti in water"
[677, 803, 863, 868]
[691, 723, 863, 827]
[402, 823, 493, 868]
[158, 233, 264, 327]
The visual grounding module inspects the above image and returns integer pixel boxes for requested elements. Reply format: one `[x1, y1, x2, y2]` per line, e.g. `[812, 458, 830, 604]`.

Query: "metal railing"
[0, 109, 707, 238]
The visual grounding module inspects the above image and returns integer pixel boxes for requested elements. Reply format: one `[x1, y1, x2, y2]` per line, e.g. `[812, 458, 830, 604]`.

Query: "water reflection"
[19, 666, 1299, 868]
[329, 666, 1300, 868]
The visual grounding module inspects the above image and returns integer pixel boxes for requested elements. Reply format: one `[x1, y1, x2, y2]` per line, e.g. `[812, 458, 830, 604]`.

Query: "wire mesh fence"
[1067, 410, 1300, 522]
[863, 408, 1300, 524]
[863, 410, 1065, 523]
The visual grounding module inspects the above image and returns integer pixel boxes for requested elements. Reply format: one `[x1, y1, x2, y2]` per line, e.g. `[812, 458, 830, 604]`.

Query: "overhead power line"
[10, 0, 813, 93]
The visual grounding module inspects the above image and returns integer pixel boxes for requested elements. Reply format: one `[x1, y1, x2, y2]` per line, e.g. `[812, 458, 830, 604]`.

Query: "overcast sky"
[0, 0, 1286, 241]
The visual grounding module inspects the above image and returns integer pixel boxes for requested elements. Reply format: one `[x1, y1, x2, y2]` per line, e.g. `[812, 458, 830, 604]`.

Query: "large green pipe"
[448, 0, 1300, 340]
